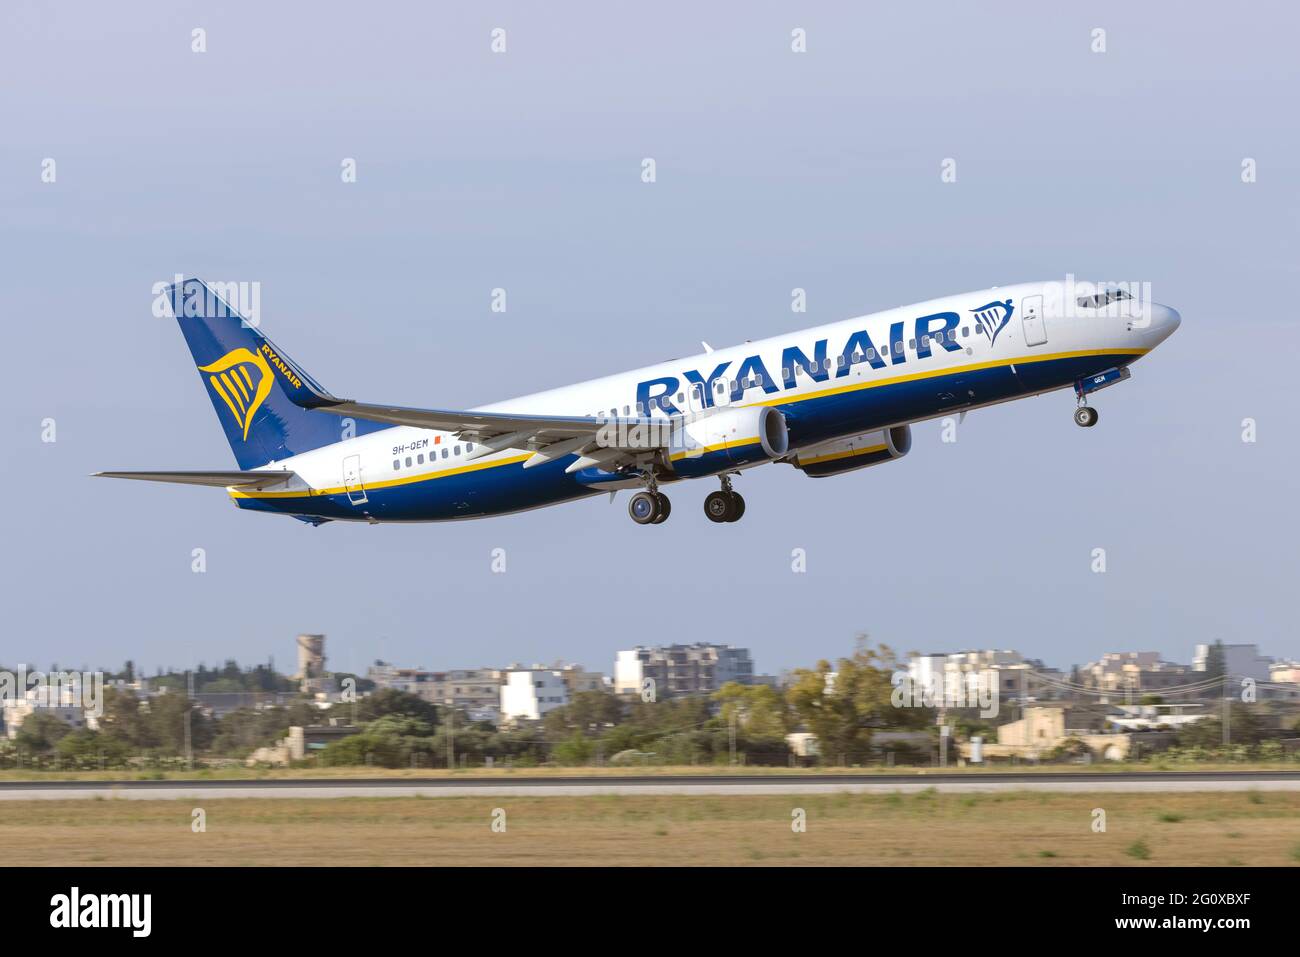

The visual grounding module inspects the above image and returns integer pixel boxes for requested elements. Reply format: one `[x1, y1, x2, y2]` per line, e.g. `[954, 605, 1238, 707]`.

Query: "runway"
[1, 770, 1297, 800]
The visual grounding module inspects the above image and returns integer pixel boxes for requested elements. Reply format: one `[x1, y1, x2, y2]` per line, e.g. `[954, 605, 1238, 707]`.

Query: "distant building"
[367, 661, 445, 703]
[905, 650, 1062, 704]
[500, 670, 569, 723]
[247, 723, 360, 765]
[365, 663, 505, 718]
[557, 664, 608, 695]
[295, 634, 327, 692]
[1080, 652, 1189, 697]
[1270, 661, 1300, 684]
[444, 668, 504, 718]
[988, 705, 1142, 761]
[1193, 643, 1273, 682]
[614, 644, 754, 698]
[1107, 703, 1210, 731]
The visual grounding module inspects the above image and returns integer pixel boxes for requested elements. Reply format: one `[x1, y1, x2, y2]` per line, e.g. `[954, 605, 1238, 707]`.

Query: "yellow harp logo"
[199, 348, 273, 441]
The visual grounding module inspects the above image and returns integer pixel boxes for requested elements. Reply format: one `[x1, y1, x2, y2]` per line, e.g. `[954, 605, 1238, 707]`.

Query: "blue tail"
[169, 278, 388, 469]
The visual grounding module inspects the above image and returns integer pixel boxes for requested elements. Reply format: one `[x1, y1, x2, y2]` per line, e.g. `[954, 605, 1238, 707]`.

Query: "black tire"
[725, 492, 746, 522]
[651, 492, 671, 524]
[1074, 406, 1098, 428]
[629, 491, 659, 525]
[704, 490, 731, 523]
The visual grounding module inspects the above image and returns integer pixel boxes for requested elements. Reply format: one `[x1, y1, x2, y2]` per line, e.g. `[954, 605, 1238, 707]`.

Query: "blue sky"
[3, 1, 1297, 677]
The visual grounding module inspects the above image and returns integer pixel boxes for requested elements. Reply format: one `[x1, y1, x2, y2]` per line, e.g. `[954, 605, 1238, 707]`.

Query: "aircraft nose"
[1149, 302, 1181, 342]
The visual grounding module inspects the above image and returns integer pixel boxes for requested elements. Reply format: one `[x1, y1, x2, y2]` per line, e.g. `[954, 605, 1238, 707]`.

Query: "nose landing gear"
[1073, 405, 1099, 428]
[704, 474, 745, 523]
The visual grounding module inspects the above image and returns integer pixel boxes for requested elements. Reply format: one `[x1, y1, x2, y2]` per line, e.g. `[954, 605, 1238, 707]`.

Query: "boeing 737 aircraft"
[98, 279, 1180, 526]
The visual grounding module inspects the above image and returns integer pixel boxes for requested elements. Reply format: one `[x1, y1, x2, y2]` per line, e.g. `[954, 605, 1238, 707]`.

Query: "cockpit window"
[1077, 289, 1133, 308]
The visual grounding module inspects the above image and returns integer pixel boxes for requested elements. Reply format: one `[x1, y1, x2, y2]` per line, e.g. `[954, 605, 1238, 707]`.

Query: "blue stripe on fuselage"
[236, 351, 1138, 522]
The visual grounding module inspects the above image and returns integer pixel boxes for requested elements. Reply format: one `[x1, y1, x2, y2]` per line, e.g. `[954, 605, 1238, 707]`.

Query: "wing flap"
[93, 470, 298, 489]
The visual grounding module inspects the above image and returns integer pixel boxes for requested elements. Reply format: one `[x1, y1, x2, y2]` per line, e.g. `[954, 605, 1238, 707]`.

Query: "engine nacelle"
[669, 406, 789, 477]
[790, 425, 911, 478]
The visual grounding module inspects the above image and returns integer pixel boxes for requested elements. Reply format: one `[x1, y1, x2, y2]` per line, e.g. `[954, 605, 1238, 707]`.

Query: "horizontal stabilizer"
[93, 470, 297, 489]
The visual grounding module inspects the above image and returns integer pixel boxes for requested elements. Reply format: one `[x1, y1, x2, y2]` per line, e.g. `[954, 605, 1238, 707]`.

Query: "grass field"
[9, 790, 1300, 866]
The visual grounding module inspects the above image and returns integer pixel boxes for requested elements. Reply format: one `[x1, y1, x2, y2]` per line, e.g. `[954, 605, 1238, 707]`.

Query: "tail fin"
[168, 278, 387, 469]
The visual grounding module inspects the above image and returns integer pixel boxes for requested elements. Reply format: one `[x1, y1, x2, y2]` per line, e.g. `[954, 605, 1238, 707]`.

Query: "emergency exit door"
[342, 454, 367, 505]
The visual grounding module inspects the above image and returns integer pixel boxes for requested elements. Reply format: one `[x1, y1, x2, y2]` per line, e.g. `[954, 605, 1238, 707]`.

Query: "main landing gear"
[628, 472, 671, 525]
[628, 489, 671, 525]
[627, 473, 746, 525]
[703, 474, 745, 524]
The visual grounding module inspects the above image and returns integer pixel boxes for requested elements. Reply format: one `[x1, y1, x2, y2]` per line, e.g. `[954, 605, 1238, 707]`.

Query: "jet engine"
[789, 425, 911, 478]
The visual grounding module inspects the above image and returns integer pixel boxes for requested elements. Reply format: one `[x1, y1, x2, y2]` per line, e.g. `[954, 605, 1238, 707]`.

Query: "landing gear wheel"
[704, 491, 731, 523]
[629, 491, 660, 525]
[1074, 406, 1099, 428]
[651, 492, 671, 524]
[725, 492, 745, 522]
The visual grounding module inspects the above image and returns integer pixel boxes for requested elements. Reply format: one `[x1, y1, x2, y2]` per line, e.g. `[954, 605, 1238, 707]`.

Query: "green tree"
[543, 690, 624, 737]
[14, 712, 72, 753]
[553, 731, 595, 765]
[786, 639, 924, 765]
[352, 689, 440, 727]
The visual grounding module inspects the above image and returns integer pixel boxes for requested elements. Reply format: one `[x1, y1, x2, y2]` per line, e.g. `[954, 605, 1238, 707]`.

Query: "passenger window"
[961, 327, 969, 337]
[467, 443, 474, 451]
[442, 449, 449, 459]
[405, 457, 412, 467]
[909, 338, 916, 349]
[454, 445, 461, 455]
[393, 460, 400, 470]
[623, 406, 630, 416]
[866, 348, 876, 360]
[417, 454, 424, 464]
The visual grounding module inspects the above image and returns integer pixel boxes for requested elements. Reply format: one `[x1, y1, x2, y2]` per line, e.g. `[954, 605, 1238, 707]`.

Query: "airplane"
[97, 278, 1181, 526]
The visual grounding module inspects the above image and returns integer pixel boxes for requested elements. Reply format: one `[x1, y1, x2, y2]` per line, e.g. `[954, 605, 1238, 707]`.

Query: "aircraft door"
[342, 453, 367, 505]
[711, 377, 732, 408]
[686, 382, 707, 417]
[1021, 294, 1047, 347]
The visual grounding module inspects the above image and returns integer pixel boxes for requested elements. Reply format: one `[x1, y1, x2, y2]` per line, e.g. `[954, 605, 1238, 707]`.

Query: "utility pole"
[185, 669, 194, 770]
[1222, 673, 1230, 748]
[446, 699, 455, 770]
[728, 708, 737, 766]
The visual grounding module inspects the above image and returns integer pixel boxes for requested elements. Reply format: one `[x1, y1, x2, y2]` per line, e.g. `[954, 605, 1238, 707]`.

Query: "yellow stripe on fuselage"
[229, 452, 535, 499]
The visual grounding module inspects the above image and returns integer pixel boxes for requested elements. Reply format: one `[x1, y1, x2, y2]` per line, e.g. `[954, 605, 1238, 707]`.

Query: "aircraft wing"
[306, 399, 666, 472]
[94, 470, 299, 489]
